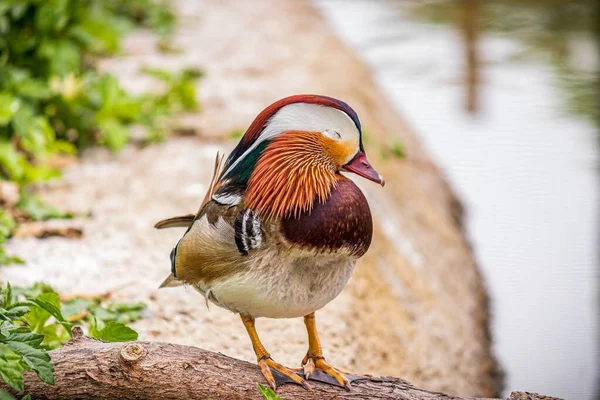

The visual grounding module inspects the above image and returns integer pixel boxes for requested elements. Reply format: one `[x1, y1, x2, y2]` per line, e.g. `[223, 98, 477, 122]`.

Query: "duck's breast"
[281, 177, 373, 257]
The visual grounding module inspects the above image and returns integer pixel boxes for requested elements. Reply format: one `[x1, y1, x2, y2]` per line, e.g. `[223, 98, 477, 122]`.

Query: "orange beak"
[342, 152, 385, 186]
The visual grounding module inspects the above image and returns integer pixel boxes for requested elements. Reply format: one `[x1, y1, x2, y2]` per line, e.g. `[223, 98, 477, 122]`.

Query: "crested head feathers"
[220, 95, 364, 182]
[213, 95, 379, 220]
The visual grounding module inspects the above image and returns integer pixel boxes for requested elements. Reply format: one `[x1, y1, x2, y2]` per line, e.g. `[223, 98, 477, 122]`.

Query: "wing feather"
[175, 216, 242, 285]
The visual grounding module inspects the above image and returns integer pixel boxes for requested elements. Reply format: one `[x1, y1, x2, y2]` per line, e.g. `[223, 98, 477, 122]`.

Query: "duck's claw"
[302, 356, 316, 379]
[258, 357, 311, 391]
[301, 356, 351, 390]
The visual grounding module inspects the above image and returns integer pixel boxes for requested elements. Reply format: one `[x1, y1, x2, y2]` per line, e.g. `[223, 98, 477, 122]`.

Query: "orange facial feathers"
[245, 131, 353, 220]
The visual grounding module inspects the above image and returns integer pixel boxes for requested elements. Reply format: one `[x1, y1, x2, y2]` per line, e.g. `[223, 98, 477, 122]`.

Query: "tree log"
[7, 328, 559, 400]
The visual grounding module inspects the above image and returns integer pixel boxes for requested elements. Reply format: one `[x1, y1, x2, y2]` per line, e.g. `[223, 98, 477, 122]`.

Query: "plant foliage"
[0, 0, 200, 263]
[0, 283, 65, 394]
[0, 0, 195, 185]
[0, 282, 146, 396]
[257, 383, 281, 400]
[0, 209, 22, 265]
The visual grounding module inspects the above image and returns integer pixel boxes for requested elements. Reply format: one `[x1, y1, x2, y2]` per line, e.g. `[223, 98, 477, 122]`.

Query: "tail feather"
[154, 215, 195, 229]
[159, 273, 183, 288]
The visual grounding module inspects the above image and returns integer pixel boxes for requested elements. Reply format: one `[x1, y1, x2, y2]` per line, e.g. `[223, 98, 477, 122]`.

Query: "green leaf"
[0, 16, 8, 36]
[111, 302, 146, 323]
[89, 300, 146, 325]
[10, 103, 34, 138]
[0, 141, 25, 182]
[0, 321, 15, 338]
[0, 251, 24, 266]
[0, 209, 16, 242]
[389, 140, 406, 159]
[64, 295, 146, 325]
[0, 389, 29, 400]
[4, 332, 54, 385]
[17, 194, 73, 221]
[38, 39, 81, 76]
[15, 79, 51, 100]
[0, 93, 20, 126]
[0, 343, 24, 392]
[11, 283, 53, 300]
[35, 0, 70, 34]
[94, 74, 141, 122]
[10, 4, 29, 20]
[0, 389, 16, 400]
[21, 163, 61, 184]
[22, 292, 72, 333]
[92, 307, 117, 322]
[30, 300, 71, 329]
[0, 322, 28, 340]
[90, 321, 137, 342]
[0, 307, 29, 322]
[46, 140, 77, 156]
[61, 298, 93, 319]
[2, 284, 11, 309]
[145, 3, 175, 36]
[14, 113, 56, 157]
[257, 383, 281, 400]
[71, 14, 123, 55]
[97, 119, 129, 151]
[142, 67, 173, 83]
[227, 129, 245, 140]
[6, 30, 36, 55]
[35, 323, 69, 350]
[173, 78, 197, 111]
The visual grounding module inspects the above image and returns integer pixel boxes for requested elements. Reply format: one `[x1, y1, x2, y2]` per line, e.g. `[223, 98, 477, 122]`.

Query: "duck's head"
[215, 95, 384, 218]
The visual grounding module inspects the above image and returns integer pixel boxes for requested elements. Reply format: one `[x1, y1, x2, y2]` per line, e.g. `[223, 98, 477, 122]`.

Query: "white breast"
[194, 249, 357, 318]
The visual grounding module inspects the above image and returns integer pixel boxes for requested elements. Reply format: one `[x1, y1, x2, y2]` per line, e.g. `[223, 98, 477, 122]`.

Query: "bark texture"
[9, 329, 558, 400]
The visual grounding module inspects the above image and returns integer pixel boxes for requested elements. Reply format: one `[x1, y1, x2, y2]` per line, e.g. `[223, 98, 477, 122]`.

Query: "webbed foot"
[302, 354, 352, 390]
[258, 357, 311, 391]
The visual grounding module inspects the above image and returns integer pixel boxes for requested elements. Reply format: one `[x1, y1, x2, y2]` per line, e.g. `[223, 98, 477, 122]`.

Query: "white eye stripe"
[323, 129, 341, 140]
[221, 103, 359, 180]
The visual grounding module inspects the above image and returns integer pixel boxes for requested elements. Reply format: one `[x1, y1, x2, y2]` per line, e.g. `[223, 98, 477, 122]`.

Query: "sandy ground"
[2, 0, 500, 397]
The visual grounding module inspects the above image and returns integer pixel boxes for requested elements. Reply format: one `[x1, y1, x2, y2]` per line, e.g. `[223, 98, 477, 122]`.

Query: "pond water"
[316, 1, 599, 399]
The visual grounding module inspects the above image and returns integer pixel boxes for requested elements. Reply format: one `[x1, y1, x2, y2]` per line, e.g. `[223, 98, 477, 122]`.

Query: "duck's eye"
[323, 129, 341, 140]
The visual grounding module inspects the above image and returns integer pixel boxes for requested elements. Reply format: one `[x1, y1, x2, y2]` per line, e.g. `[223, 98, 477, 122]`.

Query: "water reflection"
[316, 1, 599, 399]
[406, 0, 599, 126]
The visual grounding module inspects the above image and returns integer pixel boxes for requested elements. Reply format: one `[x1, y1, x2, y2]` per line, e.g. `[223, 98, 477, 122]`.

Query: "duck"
[155, 94, 384, 391]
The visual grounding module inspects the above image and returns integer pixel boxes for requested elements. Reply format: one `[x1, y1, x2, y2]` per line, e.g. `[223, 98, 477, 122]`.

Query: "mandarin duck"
[155, 94, 384, 391]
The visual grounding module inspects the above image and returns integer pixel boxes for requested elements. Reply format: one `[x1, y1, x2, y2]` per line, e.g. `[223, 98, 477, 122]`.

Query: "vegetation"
[360, 128, 406, 162]
[0, 209, 20, 265]
[227, 128, 245, 140]
[0, 282, 145, 398]
[257, 383, 281, 400]
[0, 0, 201, 263]
[0, 2, 167, 392]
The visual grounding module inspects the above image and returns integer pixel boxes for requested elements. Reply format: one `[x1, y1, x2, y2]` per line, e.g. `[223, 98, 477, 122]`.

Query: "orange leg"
[240, 315, 310, 391]
[302, 312, 351, 390]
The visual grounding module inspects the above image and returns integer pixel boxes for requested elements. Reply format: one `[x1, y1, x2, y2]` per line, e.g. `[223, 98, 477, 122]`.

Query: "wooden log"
[8, 328, 560, 400]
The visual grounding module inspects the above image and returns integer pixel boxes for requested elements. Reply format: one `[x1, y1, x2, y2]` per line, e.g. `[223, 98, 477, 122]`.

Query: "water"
[316, 1, 599, 399]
